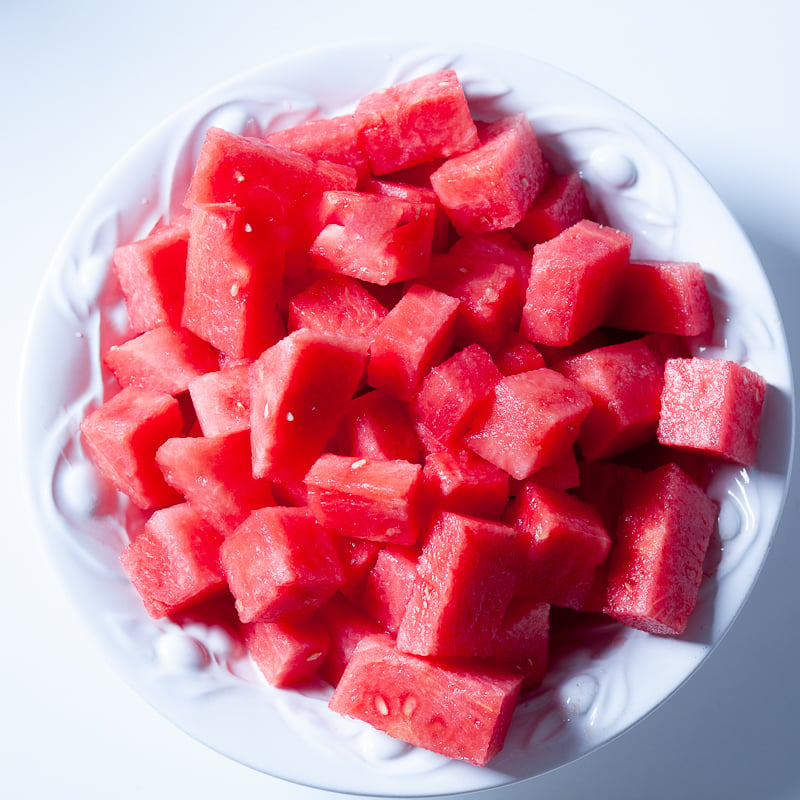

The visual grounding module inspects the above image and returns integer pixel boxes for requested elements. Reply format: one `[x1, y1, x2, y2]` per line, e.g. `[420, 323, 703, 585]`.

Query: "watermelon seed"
[374, 694, 390, 716]
[286, 411, 295, 422]
[306, 651, 323, 662]
[244, 223, 253, 233]
[230, 283, 240, 298]
[400, 694, 418, 719]
[234, 170, 245, 183]
[351, 458, 368, 470]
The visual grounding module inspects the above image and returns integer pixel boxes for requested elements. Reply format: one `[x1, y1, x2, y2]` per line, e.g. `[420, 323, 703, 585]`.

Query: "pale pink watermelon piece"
[521, 219, 633, 347]
[396, 510, 519, 658]
[604, 463, 718, 635]
[354, 69, 479, 176]
[219, 506, 343, 624]
[119, 502, 225, 619]
[304, 453, 425, 546]
[464, 368, 593, 481]
[657, 357, 766, 466]
[329, 633, 522, 766]
[430, 113, 549, 234]
[605, 259, 714, 336]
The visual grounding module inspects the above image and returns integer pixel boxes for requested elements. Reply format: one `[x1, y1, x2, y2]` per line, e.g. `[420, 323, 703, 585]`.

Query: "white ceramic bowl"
[19, 41, 794, 796]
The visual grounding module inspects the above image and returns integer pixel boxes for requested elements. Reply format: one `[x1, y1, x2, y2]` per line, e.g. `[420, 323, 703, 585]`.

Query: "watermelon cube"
[521, 219, 633, 347]
[464, 368, 593, 481]
[493, 330, 546, 376]
[187, 362, 251, 437]
[396, 510, 520, 658]
[422, 448, 510, 521]
[491, 597, 550, 688]
[310, 191, 435, 286]
[367, 283, 460, 401]
[657, 357, 767, 465]
[329, 389, 424, 464]
[304, 454, 425, 546]
[556, 339, 665, 461]
[411, 343, 502, 450]
[506, 482, 611, 609]
[287, 272, 388, 353]
[430, 113, 549, 234]
[332, 536, 382, 602]
[447, 230, 533, 290]
[605, 259, 714, 336]
[102, 325, 219, 396]
[243, 616, 330, 687]
[119, 502, 225, 619]
[265, 113, 369, 180]
[527, 445, 580, 492]
[511, 171, 589, 247]
[182, 201, 285, 360]
[329, 633, 522, 766]
[112, 214, 189, 334]
[354, 69, 479, 176]
[155, 431, 274, 536]
[604, 463, 718, 635]
[249, 329, 366, 483]
[80, 386, 184, 510]
[315, 592, 384, 687]
[219, 506, 344, 624]
[358, 544, 421, 634]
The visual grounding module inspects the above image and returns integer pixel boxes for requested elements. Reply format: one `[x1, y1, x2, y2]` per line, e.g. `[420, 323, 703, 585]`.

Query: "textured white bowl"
[19, 41, 794, 796]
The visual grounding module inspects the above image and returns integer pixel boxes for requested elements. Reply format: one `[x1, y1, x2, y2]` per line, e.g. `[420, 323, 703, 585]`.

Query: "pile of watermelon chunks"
[80, 69, 767, 766]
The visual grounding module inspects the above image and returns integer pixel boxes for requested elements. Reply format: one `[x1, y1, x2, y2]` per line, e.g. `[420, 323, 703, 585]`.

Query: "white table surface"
[4, 2, 799, 798]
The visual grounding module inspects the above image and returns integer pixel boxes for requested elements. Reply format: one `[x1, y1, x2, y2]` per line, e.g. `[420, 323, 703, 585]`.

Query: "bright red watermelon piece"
[604, 463, 718, 635]
[112, 214, 189, 334]
[448, 230, 533, 289]
[329, 633, 522, 766]
[119, 502, 225, 619]
[80, 386, 184, 510]
[521, 219, 633, 347]
[556, 339, 665, 461]
[506, 482, 611, 609]
[657, 357, 766, 466]
[219, 506, 343, 624]
[491, 597, 550, 688]
[358, 544, 421, 634]
[354, 69, 479, 176]
[526, 444, 580, 492]
[265, 113, 369, 180]
[511, 171, 589, 247]
[103, 325, 219, 396]
[305, 454, 425, 546]
[310, 191, 435, 286]
[243, 616, 330, 687]
[493, 330, 546, 376]
[156, 431, 274, 536]
[605, 259, 714, 336]
[187, 362, 251, 437]
[333, 537, 382, 602]
[396, 510, 519, 658]
[182, 201, 285, 360]
[430, 113, 549, 234]
[411, 343, 502, 450]
[464, 368, 593, 481]
[249, 329, 366, 483]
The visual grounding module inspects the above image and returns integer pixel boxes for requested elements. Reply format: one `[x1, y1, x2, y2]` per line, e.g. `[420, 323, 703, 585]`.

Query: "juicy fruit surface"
[81, 68, 769, 768]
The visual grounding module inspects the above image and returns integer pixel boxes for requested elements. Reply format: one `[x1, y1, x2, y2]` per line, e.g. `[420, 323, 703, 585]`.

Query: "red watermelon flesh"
[329, 633, 522, 766]
[605, 259, 714, 336]
[112, 214, 189, 334]
[521, 219, 633, 347]
[556, 339, 665, 462]
[411, 343, 502, 450]
[219, 506, 344, 624]
[604, 463, 718, 635]
[396, 510, 520, 658]
[155, 431, 274, 536]
[355, 69, 479, 176]
[526, 444, 580, 492]
[430, 113, 549, 234]
[304, 453, 425, 546]
[80, 386, 183, 510]
[187, 362, 251, 437]
[493, 330, 546, 376]
[243, 616, 330, 687]
[249, 328, 366, 483]
[506, 482, 611, 610]
[491, 597, 550, 688]
[447, 230, 533, 290]
[358, 544, 421, 634]
[464, 368, 593, 481]
[367, 283, 460, 402]
[310, 190, 435, 286]
[102, 325, 219, 396]
[657, 357, 766, 466]
[333, 536, 382, 602]
[119, 502, 225, 619]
